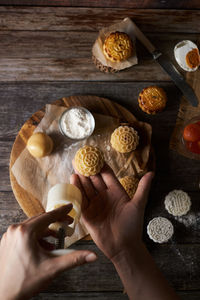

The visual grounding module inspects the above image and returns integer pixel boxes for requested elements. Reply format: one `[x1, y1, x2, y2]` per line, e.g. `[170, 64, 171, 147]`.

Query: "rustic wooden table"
[0, 2, 200, 299]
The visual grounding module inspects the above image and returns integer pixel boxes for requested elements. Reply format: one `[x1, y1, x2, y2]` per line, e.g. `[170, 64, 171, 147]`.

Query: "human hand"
[71, 165, 154, 261]
[0, 205, 97, 300]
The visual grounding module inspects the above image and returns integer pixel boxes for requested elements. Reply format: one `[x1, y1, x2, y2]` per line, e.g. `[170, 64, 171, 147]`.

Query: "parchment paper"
[12, 104, 152, 247]
[170, 67, 200, 160]
[92, 17, 138, 70]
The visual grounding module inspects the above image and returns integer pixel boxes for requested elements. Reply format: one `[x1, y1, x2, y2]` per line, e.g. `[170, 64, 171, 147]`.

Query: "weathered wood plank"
[0, 81, 185, 143]
[1, 207, 200, 291]
[1, 82, 200, 191]
[32, 292, 128, 300]
[1, 81, 200, 254]
[0, 7, 199, 33]
[0, 31, 198, 59]
[20, 243, 200, 291]
[0, 0, 199, 9]
[32, 291, 200, 300]
[0, 58, 173, 82]
[1, 30, 198, 82]
[1, 188, 200, 244]
[178, 291, 200, 300]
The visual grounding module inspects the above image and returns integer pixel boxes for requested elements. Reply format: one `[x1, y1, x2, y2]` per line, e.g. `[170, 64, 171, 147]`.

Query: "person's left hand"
[0, 204, 97, 300]
[70, 164, 154, 261]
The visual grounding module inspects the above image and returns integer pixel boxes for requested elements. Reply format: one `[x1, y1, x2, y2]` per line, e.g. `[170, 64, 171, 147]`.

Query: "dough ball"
[27, 132, 53, 158]
[74, 145, 104, 177]
[111, 126, 139, 153]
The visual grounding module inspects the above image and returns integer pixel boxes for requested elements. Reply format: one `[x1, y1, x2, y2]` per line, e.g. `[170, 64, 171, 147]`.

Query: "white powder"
[106, 145, 111, 151]
[60, 108, 94, 139]
[175, 212, 200, 228]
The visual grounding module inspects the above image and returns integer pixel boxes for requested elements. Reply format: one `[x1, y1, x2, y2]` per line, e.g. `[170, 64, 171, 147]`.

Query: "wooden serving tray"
[10, 95, 153, 218]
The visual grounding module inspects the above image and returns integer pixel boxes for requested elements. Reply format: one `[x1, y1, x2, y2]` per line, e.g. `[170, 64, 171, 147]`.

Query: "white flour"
[60, 108, 94, 139]
[175, 212, 200, 228]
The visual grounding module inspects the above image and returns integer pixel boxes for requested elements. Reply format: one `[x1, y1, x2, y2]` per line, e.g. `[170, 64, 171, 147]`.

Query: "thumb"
[48, 250, 97, 274]
[132, 172, 154, 209]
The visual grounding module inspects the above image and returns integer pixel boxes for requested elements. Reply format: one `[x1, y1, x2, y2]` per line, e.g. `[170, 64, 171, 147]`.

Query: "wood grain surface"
[1, 4, 200, 300]
[0, 7, 199, 82]
[0, 1, 199, 9]
[0, 7, 199, 32]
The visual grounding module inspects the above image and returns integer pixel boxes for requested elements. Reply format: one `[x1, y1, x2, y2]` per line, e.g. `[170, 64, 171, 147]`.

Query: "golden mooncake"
[110, 126, 139, 153]
[103, 31, 133, 62]
[119, 176, 139, 198]
[74, 145, 104, 177]
[138, 86, 167, 115]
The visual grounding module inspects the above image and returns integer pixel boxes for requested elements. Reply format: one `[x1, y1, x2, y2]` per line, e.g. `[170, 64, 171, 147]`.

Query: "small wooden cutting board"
[10, 95, 142, 218]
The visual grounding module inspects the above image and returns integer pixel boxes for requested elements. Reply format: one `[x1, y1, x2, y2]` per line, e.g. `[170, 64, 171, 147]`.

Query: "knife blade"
[131, 19, 199, 107]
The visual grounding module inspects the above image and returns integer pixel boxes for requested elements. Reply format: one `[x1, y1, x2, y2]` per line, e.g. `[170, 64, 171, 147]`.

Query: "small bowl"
[181, 116, 200, 159]
[59, 106, 95, 141]
[174, 40, 199, 72]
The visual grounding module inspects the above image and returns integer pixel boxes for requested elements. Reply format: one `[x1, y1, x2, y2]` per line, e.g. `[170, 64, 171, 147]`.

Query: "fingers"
[49, 250, 97, 274]
[27, 204, 74, 233]
[90, 174, 107, 192]
[39, 239, 56, 251]
[77, 174, 96, 199]
[38, 228, 58, 239]
[132, 172, 154, 209]
[72, 159, 107, 193]
[70, 173, 89, 210]
[100, 164, 124, 190]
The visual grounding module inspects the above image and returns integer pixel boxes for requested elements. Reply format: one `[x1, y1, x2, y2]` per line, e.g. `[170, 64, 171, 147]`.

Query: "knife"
[131, 20, 199, 107]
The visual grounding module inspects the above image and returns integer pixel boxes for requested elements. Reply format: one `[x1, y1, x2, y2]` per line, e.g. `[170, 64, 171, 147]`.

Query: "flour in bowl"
[59, 107, 95, 139]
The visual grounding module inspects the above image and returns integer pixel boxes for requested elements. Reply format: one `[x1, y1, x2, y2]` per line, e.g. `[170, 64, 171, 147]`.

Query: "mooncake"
[110, 126, 139, 153]
[74, 145, 104, 176]
[103, 31, 133, 62]
[138, 86, 167, 114]
[119, 176, 139, 198]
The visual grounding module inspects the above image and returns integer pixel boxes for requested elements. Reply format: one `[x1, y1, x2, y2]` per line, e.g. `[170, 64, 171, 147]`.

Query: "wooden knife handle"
[131, 20, 156, 54]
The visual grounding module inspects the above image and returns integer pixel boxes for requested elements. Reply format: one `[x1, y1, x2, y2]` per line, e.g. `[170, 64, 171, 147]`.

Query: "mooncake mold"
[164, 190, 191, 217]
[147, 217, 174, 243]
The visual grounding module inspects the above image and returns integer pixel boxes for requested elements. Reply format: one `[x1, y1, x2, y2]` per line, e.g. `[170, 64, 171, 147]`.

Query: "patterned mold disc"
[164, 189, 191, 217]
[147, 217, 174, 243]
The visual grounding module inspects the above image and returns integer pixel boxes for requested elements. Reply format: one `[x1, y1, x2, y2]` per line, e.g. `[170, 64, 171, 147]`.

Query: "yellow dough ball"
[74, 145, 104, 177]
[27, 132, 53, 158]
[110, 126, 139, 153]
[119, 176, 139, 198]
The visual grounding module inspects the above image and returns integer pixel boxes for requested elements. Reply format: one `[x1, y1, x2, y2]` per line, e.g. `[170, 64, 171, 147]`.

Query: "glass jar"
[59, 106, 95, 140]
[182, 116, 200, 159]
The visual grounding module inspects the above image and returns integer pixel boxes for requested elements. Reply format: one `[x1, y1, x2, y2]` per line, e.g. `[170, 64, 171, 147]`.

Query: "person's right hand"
[71, 164, 154, 261]
[0, 205, 97, 300]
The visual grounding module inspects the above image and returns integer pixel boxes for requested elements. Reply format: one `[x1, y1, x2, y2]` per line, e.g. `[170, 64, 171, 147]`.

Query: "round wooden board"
[10, 95, 154, 221]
